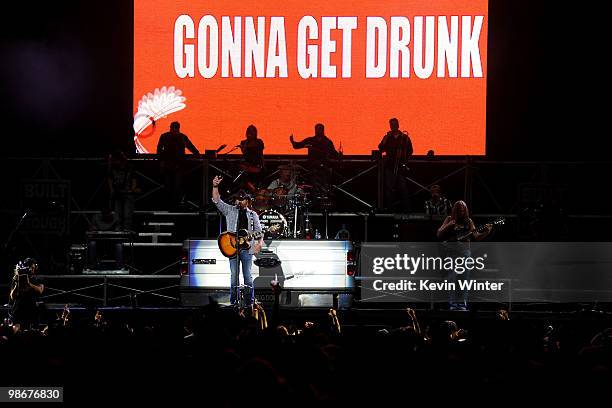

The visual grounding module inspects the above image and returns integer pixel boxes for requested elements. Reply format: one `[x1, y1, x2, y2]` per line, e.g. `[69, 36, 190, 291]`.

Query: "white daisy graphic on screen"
[133, 86, 187, 153]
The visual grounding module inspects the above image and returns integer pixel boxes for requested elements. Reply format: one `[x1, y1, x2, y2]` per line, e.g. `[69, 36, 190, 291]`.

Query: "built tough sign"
[20, 179, 70, 235]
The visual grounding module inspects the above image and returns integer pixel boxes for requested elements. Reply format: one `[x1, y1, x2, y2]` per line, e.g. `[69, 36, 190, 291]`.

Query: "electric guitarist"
[378, 118, 413, 211]
[212, 175, 263, 307]
[437, 200, 493, 243]
[436, 200, 492, 311]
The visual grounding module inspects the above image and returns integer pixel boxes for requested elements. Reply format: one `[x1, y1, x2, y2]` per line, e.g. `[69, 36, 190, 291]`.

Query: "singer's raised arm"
[211, 176, 232, 216]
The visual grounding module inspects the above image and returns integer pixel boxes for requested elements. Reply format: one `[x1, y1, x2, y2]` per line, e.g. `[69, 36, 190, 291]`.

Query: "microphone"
[216, 144, 227, 152]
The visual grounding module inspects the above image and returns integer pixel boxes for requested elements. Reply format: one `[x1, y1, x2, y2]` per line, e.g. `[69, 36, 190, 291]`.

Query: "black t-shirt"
[109, 166, 134, 194]
[157, 132, 200, 163]
[241, 139, 264, 166]
[379, 132, 413, 165]
[292, 135, 338, 164]
[237, 209, 248, 231]
[439, 218, 473, 242]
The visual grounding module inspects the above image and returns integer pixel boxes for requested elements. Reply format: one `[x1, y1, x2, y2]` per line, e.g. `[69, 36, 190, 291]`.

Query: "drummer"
[266, 164, 299, 199]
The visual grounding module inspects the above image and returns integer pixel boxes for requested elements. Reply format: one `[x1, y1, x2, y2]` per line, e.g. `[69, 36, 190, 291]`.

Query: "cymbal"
[297, 184, 313, 189]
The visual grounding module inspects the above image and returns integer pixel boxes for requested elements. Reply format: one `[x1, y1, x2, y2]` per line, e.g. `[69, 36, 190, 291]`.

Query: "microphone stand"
[233, 170, 246, 184]
[216, 145, 245, 186]
[2, 211, 31, 278]
[233, 247, 241, 311]
[3, 210, 30, 254]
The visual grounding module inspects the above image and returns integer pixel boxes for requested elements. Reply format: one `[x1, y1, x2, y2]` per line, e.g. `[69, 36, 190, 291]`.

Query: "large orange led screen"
[134, 0, 488, 155]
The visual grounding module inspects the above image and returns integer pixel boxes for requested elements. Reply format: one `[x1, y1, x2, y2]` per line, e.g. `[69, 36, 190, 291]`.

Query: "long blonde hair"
[451, 200, 470, 224]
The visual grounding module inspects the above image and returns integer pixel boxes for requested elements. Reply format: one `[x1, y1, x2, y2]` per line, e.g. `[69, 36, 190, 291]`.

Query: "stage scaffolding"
[1, 156, 611, 275]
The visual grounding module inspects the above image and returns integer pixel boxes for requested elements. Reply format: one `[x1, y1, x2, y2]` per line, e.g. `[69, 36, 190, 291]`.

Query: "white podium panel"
[184, 239, 354, 291]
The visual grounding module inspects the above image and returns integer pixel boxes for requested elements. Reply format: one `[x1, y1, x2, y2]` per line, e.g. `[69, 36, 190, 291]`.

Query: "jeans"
[448, 269, 470, 308]
[447, 246, 471, 308]
[229, 249, 254, 305]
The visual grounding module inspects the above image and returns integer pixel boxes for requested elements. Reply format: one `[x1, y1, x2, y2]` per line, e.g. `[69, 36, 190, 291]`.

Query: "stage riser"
[183, 239, 354, 307]
[184, 239, 353, 289]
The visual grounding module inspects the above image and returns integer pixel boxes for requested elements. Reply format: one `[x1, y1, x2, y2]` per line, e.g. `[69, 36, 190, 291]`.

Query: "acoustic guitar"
[218, 225, 281, 258]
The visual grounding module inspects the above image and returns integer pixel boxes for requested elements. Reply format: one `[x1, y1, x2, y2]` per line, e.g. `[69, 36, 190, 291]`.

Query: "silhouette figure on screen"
[290, 123, 338, 201]
[238, 124, 265, 191]
[378, 118, 413, 211]
[157, 121, 200, 209]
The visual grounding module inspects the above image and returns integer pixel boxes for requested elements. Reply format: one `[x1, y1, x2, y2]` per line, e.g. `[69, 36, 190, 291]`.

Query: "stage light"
[180, 253, 188, 275]
[347, 250, 356, 276]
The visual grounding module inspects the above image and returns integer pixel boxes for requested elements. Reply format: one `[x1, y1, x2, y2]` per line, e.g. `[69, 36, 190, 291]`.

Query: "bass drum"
[259, 209, 288, 239]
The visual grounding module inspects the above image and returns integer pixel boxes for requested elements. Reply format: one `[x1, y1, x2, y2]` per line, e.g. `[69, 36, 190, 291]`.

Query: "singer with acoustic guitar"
[212, 175, 263, 308]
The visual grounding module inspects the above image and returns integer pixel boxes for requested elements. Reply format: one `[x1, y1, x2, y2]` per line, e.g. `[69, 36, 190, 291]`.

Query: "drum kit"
[255, 185, 314, 239]
[251, 164, 327, 239]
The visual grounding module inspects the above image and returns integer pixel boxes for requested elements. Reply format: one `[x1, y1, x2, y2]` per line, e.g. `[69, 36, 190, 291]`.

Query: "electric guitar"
[218, 224, 281, 258]
[444, 218, 505, 242]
